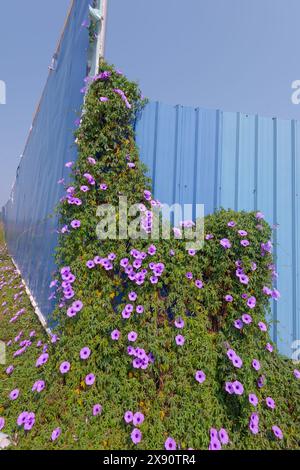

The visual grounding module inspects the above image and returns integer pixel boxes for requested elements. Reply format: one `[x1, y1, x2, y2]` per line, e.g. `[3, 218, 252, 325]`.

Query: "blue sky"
[0, 0, 70, 207]
[1, 0, 300, 207]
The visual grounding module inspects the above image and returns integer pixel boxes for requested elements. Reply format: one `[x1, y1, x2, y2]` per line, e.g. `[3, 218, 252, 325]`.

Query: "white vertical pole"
[94, 0, 108, 74]
[100, 0, 108, 59]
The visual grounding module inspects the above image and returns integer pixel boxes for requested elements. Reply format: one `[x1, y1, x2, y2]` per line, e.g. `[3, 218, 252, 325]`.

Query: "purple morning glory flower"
[133, 412, 144, 427]
[17, 412, 28, 427]
[111, 329, 120, 340]
[252, 359, 261, 371]
[148, 244, 156, 255]
[6, 365, 14, 375]
[272, 425, 283, 440]
[258, 321, 267, 332]
[59, 361, 71, 374]
[219, 429, 229, 445]
[272, 288, 281, 300]
[85, 373, 95, 386]
[257, 375, 266, 388]
[209, 438, 222, 450]
[174, 317, 185, 329]
[128, 331, 138, 342]
[0, 417, 5, 431]
[293, 369, 300, 379]
[136, 305, 144, 314]
[225, 295, 233, 302]
[220, 238, 231, 249]
[242, 313, 252, 324]
[67, 307, 77, 318]
[51, 428, 62, 442]
[232, 356, 243, 368]
[195, 279, 203, 289]
[144, 190, 152, 201]
[251, 262, 257, 271]
[195, 370, 206, 383]
[124, 411, 133, 423]
[129, 291, 137, 301]
[93, 404, 102, 416]
[266, 397, 276, 409]
[234, 319, 243, 330]
[266, 343, 274, 353]
[73, 300, 83, 312]
[227, 221, 236, 227]
[131, 428, 142, 444]
[36, 353, 49, 368]
[232, 380, 244, 395]
[249, 422, 259, 435]
[32, 380, 45, 393]
[227, 349, 236, 361]
[249, 393, 259, 407]
[261, 240, 272, 253]
[263, 286, 272, 296]
[165, 437, 176, 450]
[238, 230, 248, 237]
[9, 389, 20, 401]
[239, 274, 249, 285]
[120, 258, 129, 268]
[250, 412, 259, 425]
[80, 347, 91, 360]
[71, 220, 81, 229]
[24, 412, 35, 431]
[87, 156, 96, 165]
[122, 309, 131, 319]
[225, 382, 234, 394]
[175, 335, 185, 346]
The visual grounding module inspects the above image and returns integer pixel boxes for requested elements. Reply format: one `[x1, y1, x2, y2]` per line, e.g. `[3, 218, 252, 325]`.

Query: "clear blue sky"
[1, 0, 300, 207]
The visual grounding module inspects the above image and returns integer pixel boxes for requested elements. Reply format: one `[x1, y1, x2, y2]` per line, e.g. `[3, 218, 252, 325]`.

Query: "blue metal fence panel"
[135, 102, 300, 357]
[3, 0, 91, 319]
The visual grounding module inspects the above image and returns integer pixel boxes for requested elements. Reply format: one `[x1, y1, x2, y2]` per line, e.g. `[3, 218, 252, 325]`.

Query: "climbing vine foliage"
[0, 62, 300, 450]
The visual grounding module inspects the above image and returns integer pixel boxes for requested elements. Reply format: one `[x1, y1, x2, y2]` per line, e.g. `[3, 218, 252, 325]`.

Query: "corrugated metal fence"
[135, 102, 300, 356]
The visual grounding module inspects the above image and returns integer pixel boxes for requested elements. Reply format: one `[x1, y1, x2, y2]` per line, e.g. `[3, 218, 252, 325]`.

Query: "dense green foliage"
[0, 64, 299, 450]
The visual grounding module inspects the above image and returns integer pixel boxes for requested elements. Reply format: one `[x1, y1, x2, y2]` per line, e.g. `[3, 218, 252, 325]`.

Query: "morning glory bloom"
[195, 370, 206, 383]
[249, 393, 259, 407]
[252, 359, 261, 371]
[247, 296, 256, 309]
[272, 425, 283, 440]
[293, 369, 300, 379]
[165, 437, 177, 450]
[220, 238, 231, 249]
